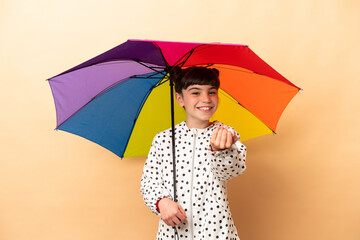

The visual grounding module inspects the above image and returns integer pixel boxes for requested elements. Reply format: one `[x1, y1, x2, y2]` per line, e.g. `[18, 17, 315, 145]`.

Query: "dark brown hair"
[171, 66, 220, 94]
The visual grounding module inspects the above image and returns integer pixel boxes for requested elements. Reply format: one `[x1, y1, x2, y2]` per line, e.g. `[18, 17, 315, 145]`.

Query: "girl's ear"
[175, 92, 184, 107]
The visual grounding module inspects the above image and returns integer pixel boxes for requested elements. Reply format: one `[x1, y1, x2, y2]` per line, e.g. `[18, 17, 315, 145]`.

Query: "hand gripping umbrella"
[48, 39, 300, 225]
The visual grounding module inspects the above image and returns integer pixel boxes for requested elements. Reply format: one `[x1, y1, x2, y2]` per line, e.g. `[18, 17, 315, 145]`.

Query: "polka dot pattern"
[141, 121, 247, 240]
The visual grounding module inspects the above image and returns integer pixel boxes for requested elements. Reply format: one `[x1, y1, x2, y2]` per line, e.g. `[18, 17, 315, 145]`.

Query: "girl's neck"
[185, 120, 212, 129]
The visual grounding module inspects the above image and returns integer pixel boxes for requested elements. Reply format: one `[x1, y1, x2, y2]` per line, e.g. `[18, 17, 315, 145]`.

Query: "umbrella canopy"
[48, 39, 300, 158]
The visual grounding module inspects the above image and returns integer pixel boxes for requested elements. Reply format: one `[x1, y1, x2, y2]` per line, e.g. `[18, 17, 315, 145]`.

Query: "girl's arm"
[140, 135, 172, 216]
[140, 134, 187, 226]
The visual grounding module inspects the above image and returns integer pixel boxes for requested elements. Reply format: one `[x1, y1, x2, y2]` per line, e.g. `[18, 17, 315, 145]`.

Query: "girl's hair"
[171, 66, 220, 93]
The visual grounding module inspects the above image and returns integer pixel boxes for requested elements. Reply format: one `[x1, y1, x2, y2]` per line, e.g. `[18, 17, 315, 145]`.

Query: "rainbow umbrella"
[48, 39, 300, 159]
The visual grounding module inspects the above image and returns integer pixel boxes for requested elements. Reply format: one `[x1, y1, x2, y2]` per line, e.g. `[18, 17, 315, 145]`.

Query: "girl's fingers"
[172, 216, 181, 225]
[211, 127, 219, 144]
[211, 127, 222, 149]
[165, 219, 173, 226]
[215, 127, 223, 145]
[226, 131, 233, 148]
[178, 206, 187, 223]
[219, 128, 226, 149]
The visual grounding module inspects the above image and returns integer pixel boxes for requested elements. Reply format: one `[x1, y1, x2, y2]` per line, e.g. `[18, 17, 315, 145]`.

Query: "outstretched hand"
[210, 127, 239, 151]
[158, 198, 187, 226]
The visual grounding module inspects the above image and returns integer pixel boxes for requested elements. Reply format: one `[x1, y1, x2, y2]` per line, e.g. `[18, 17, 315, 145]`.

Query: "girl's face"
[175, 84, 218, 129]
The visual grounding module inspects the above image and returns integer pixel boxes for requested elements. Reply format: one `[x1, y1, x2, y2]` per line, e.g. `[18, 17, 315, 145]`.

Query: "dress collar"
[177, 121, 219, 136]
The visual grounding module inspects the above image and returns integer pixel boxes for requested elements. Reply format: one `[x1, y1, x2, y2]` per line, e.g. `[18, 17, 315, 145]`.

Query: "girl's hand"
[210, 127, 239, 151]
[158, 198, 187, 226]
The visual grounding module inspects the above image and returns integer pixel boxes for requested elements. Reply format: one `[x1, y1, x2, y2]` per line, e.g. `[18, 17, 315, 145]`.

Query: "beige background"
[1, 0, 359, 239]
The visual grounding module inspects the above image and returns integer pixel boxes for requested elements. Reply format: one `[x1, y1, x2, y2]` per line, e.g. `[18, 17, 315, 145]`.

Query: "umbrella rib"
[130, 71, 169, 88]
[127, 76, 168, 92]
[202, 64, 254, 74]
[134, 60, 167, 76]
[176, 49, 196, 67]
[173, 44, 209, 67]
[131, 72, 165, 79]
[131, 76, 164, 79]
[155, 78, 169, 87]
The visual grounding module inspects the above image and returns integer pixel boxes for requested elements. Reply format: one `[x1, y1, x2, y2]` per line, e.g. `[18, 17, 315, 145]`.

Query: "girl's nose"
[202, 93, 211, 102]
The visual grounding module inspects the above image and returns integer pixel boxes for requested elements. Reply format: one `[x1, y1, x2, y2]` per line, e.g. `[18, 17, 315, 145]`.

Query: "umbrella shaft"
[170, 77, 177, 203]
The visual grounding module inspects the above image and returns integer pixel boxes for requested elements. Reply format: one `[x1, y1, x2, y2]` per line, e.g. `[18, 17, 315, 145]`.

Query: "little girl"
[141, 66, 247, 240]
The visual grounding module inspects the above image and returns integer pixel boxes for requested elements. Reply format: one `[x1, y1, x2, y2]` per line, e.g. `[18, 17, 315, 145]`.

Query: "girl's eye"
[209, 91, 217, 95]
[191, 92, 200, 95]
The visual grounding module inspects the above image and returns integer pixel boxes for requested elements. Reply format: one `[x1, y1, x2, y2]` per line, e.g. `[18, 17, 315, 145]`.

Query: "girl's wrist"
[210, 145, 220, 152]
[156, 197, 165, 212]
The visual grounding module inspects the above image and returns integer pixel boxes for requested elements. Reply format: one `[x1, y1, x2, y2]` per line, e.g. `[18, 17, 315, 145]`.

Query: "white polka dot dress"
[140, 121, 247, 240]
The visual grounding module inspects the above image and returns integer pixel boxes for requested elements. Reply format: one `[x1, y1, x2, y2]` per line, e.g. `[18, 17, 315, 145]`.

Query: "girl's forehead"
[184, 84, 217, 91]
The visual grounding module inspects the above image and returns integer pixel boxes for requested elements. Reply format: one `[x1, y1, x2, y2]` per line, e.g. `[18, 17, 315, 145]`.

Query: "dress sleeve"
[210, 129, 247, 181]
[140, 134, 172, 216]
